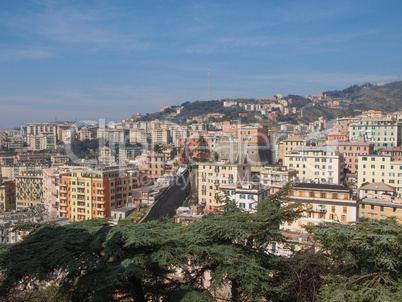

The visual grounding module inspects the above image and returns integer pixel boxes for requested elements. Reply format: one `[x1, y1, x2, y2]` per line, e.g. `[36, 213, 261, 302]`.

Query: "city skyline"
[1, 0, 401, 128]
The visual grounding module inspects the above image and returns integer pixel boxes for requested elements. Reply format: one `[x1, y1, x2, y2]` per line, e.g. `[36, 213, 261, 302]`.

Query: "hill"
[132, 81, 402, 124]
[324, 81, 402, 112]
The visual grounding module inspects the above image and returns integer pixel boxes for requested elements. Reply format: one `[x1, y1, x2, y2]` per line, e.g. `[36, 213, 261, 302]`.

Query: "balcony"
[97, 200, 106, 205]
[60, 209, 67, 213]
[307, 208, 327, 214]
[97, 194, 105, 197]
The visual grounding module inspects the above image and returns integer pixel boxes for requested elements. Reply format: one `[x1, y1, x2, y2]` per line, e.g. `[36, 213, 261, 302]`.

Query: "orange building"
[60, 167, 141, 222]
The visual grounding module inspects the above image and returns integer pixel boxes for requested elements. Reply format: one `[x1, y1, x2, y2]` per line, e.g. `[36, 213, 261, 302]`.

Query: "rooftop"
[293, 183, 350, 192]
[359, 182, 395, 192]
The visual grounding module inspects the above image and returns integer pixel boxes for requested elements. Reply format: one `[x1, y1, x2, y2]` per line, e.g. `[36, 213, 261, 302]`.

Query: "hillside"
[324, 81, 402, 112]
[132, 81, 402, 124]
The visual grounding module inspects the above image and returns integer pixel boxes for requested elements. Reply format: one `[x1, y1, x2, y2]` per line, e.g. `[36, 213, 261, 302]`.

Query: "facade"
[145, 152, 166, 181]
[256, 166, 297, 186]
[349, 118, 402, 151]
[16, 171, 44, 211]
[27, 122, 57, 137]
[1, 164, 47, 180]
[29, 132, 57, 150]
[357, 155, 402, 194]
[42, 167, 69, 219]
[174, 206, 204, 225]
[0, 179, 16, 212]
[198, 162, 251, 213]
[284, 183, 357, 233]
[358, 182, 396, 199]
[358, 197, 402, 223]
[380, 146, 402, 161]
[327, 141, 374, 174]
[284, 146, 343, 184]
[278, 135, 314, 164]
[60, 167, 139, 222]
[151, 128, 171, 144]
[233, 183, 270, 212]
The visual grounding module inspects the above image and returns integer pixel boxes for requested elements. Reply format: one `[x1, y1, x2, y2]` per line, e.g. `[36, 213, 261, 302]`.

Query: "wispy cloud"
[0, 47, 53, 61]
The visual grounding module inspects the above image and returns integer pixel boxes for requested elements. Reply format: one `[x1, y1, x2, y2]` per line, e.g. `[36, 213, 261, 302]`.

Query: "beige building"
[284, 183, 357, 233]
[357, 155, 402, 194]
[29, 132, 57, 150]
[1, 164, 47, 180]
[284, 146, 343, 184]
[198, 162, 251, 213]
[278, 135, 313, 164]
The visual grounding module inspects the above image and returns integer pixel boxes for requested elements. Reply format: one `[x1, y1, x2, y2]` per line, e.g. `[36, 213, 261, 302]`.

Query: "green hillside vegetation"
[324, 81, 402, 112]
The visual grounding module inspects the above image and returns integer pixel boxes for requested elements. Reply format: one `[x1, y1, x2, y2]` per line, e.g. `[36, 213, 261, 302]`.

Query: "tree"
[179, 184, 301, 301]
[310, 219, 402, 302]
[0, 220, 192, 302]
[0, 185, 301, 302]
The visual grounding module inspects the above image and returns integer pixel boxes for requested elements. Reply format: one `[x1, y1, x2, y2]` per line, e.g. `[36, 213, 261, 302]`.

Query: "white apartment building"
[284, 146, 343, 184]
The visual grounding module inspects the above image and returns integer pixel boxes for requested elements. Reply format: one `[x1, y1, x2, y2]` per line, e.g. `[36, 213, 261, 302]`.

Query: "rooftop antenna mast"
[208, 67, 210, 102]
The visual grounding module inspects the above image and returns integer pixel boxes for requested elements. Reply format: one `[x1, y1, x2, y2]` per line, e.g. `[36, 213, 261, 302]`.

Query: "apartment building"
[151, 128, 171, 144]
[234, 183, 270, 212]
[29, 132, 57, 150]
[42, 167, 71, 219]
[381, 146, 402, 161]
[0, 178, 16, 211]
[349, 118, 402, 151]
[284, 146, 343, 184]
[1, 164, 47, 180]
[59, 167, 139, 221]
[357, 182, 402, 223]
[145, 152, 166, 181]
[97, 127, 125, 144]
[16, 171, 44, 211]
[198, 162, 251, 213]
[27, 122, 57, 138]
[284, 183, 357, 233]
[327, 141, 374, 174]
[278, 135, 314, 164]
[357, 155, 402, 194]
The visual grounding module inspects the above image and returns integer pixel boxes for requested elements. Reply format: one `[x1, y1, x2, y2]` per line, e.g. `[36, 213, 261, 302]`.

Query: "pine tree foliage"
[1, 185, 401, 301]
[310, 219, 402, 302]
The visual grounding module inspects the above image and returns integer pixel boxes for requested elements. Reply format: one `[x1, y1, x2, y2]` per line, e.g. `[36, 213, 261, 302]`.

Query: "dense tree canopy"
[0, 187, 401, 302]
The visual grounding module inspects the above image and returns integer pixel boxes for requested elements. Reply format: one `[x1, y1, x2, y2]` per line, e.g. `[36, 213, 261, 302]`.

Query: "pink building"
[381, 146, 402, 161]
[327, 141, 374, 174]
[327, 132, 349, 143]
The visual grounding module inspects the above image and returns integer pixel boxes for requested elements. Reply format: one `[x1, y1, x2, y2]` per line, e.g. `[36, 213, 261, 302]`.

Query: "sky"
[0, 0, 401, 128]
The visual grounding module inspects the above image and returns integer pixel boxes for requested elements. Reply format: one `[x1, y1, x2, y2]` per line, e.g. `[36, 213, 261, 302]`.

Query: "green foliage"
[1, 187, 401, 302]
[310, 219, 402, 302]
[68, 139, 99, 159]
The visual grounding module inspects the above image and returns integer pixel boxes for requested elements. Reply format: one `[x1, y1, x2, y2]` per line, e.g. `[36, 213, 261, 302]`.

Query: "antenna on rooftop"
[208, 66, 210, 102]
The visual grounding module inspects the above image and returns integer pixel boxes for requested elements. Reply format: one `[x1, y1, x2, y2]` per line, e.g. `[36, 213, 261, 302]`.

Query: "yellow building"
[284, 183, 357, 233]
[357, 155, 402, 194]
[16, 171, 43, 211]
[0, 178, 16, 212]
[198, 162, 251, 213]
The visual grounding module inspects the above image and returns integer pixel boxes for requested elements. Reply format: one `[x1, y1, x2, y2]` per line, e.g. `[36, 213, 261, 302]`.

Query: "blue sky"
[0, 0, 401, 128]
